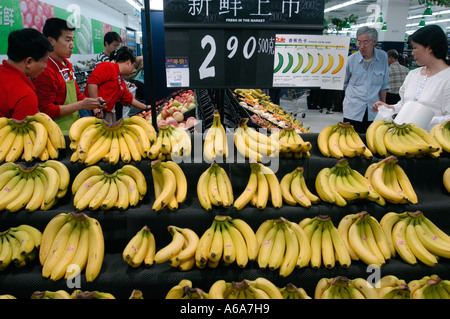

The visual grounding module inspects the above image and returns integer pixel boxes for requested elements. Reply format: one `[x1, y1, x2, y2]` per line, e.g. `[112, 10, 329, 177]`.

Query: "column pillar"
[377, 0, 410, 53]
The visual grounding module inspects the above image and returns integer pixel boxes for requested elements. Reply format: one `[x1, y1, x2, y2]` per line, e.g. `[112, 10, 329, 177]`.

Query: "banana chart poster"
[273, 34, 350, 90]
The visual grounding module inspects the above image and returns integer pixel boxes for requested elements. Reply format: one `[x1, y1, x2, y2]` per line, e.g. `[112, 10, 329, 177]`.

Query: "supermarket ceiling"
[102, 0, 450, 32]
[324, 0, 450, 32]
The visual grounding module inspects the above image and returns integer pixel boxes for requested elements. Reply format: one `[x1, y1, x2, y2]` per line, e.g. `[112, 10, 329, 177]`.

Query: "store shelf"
[0, 133, 449, 299]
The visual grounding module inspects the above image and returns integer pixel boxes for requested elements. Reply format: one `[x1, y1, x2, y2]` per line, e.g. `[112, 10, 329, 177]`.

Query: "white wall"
[1, 0, 142, 63]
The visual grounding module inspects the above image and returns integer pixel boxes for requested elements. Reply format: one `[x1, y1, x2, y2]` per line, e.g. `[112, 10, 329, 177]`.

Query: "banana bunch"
[337, 211, 392, 267]
[315, 159, 384, 207]
[0, 295, 16, 299]
[197, 162, 233, 211]
[208, 277, 283, 299]
[233, 163, 282, 210]
[315, 276, 379, 299]
[300, 215, 352, 269]
[279, 283, 312, 299]
[281, 167, 320, 207]
[151, 160, 187, 211]
[0, 224, 42, 270]
[409, 275, 450, 299]
[69, 116, 157, 165]
[318, 122, 372, 159]
[366, 120, 441, 158]
[122, 225, 156, 268]
[154, 225, 199, 271]
[31, 290, 72, 299]
[70, 290, 115, 299]
[0, 113, 65, 163]
[256, 217, 311, 277]
[72, 164, 146, 211]
[380, 211, 450, 266]
[166, 279, 209, 299]
[129, 290, 144, 299]
[375, 275, 411, 299]
[195, 215, 258, 269]
[365, 156, 418, 204]
[148, 124, 192, 161]
[234, 118, 279, 162]
[204, 110, 228, 162]
[39, 212, 104, 282]
[270, 126, 312, 158]
[431, 120, 450, 154]
[0, 161, 69, 212]
[444, 167, 450, 193]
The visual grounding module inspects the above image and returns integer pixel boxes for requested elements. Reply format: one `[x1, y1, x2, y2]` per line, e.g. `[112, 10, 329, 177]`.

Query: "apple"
[173, 111, 184, 123]
[160, 108, 171, 119]
[178, 122, 187, 128]
[166, 118, 179, 127]
[157, 119, 167, 127]
[188, 103, 196, 111]
[168, 106, 178, 115]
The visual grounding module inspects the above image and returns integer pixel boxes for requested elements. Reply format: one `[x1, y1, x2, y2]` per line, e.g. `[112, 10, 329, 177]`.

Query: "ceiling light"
[377, 13, 383, 23]
[381, 22, 387, 31]
[125, 0, 143, 11]
[418, 17, 426, 27]
[423, 3, 433, 16]
[324, 0, 365, 13]
[407, 9, 450, 20]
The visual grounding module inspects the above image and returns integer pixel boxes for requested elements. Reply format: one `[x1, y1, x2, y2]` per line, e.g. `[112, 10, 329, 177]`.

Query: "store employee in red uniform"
[86, 46, 150, 123]
[33, 18, 105, 134]
[0, 28, 53, 120]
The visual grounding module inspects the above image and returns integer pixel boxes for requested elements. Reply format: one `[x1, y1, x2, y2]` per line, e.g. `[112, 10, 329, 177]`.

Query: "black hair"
[387, 49, 399, 60]
[410, 25, 450, 65]
[110, 46, 136, 64]
[104, 31, 122, 46]
[42, 17, 76, 41]
[7, 28, 53, 63]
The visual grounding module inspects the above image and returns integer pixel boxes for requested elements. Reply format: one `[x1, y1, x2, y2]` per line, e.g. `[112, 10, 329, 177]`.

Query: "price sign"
[163, 0, 325, 89]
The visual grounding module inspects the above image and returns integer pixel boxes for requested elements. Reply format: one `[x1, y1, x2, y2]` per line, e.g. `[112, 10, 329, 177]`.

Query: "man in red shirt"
[33, 18, 105, 134]
[86, 47, 150, 123]
[0, 28, 53, 120]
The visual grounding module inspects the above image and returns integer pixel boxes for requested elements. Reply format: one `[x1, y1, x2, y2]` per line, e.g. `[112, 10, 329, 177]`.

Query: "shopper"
[95, 31, 122, 65]
[318, 89, 336, 114]
[386, 49, 410, 105]
[0, 28, 53, 120]
[33, 18, 105, 134]
[343, 26, 390, 133]
[86, 47, 151, 123]
[373, 25, 450, 130]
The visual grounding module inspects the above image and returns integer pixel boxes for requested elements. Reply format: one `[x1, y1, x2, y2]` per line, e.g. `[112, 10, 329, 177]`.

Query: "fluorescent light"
[324, 0, 365, 13]
[407, 17, 450, 27]
[125, 0, 143, 11]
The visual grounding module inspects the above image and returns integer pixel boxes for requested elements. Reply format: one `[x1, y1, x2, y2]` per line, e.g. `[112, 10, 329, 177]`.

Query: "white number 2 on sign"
[199, 35, 216, 80]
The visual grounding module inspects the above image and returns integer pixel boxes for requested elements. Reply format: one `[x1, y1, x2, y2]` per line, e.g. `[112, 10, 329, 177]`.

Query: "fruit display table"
[0, 133, 449, 299]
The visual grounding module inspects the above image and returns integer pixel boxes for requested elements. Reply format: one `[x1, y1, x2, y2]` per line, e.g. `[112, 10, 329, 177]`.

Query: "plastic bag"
[374, 105, 395, 122]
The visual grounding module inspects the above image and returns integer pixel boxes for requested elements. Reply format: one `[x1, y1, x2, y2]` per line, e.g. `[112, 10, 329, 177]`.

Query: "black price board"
[163, 0, 324, 89]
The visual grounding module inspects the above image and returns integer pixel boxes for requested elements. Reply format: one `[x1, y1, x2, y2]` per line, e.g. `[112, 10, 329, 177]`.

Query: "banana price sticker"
[273, 34, 350, 90]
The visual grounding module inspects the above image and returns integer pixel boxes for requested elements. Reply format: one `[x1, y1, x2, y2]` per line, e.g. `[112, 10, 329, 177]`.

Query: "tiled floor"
[279, 94, 343, 133]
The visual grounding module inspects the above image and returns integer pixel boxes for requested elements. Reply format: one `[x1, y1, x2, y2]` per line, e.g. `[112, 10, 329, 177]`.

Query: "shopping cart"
[284, 88, 309, 119]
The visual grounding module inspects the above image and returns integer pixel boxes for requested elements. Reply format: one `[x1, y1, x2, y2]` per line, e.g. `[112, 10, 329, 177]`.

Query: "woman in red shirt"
[0, 28, 53, 120]
[86, 47, 150, 123]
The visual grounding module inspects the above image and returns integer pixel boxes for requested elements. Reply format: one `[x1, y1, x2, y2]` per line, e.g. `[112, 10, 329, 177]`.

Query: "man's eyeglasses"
[357, 40, 372, 47]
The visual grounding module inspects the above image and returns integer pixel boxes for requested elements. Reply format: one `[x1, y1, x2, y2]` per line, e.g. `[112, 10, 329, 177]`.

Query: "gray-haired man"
[343, 26, 390, 133]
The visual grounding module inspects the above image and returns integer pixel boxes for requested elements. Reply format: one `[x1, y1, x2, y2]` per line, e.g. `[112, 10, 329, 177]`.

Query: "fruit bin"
[0, 132, 449, 299]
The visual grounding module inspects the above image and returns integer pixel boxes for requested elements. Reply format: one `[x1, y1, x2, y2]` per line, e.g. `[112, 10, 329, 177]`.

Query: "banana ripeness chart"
[273, 34, 350, 90]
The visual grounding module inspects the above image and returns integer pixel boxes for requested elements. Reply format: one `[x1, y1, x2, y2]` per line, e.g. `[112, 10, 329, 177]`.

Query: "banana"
[349, 278, 379, 299]
[5, 173, 35, 212]
[71, 166, 104, 194]
[278, 222, 299, 277]
[391, 216, 418, 265]
[415, 218, 450, 259]
[229, 218, 258, 261]
[114, 176, 130, 210]
[309, 221, 322, 269]
[221, 222, 236, 264]
[39, 213, 71, 265]
[371, 161, 408, 204]
[224, 220, 249, 268]
[197, 166, 213, 211]
[348, 217, 384, 266]
[406, 217, 439, 267]
[315, 277, 332, 299]
[207, 164, 222, 207]
[233, 165, 258, 210]
[361, 217, 386, 264]
[65, 220, 89, 279]
[84, 130, 113, 166]
[42, 218, 77, 278]
[321, 220, 335, 269]
[0, 172, 25, 211]
[328, 129, 344, 159]
[255, 165, 269, 210]
[162, 161, 187, 204]
[50, 221, 82, 281]
[317, 124, 337, 157]
[393, 164, 418, 204]
[327, 219, 352, 268]
[195, 220, 216, 267]
[72, 124, 104, 162]
[85, 216, 104, 282]
[118, 165, 147, 198]
[258, 163, 282, 208]
[152, 164, 176, 211]
[155, 226, 185, 263]
[250, 278, 282, 299]
[74, 174, 106, 211]
[88, 177, 111, 210]
[285, 219, 311, 268]
[42, 160, 70, 198]
[267, 222, 286, 271]
[280, 169, 297, 206]
[101, 177, 119, 210]
[123, 227, 146, 263]
[315, 167, 336, 204]
[117, 173, 140, 207]
[337, 213, 361, 260]
[130, 228, 150, 268]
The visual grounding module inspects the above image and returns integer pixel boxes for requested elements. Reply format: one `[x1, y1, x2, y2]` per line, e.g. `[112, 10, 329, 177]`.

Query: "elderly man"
[343, 26, 390, 133]
[386, 49, 410, 105]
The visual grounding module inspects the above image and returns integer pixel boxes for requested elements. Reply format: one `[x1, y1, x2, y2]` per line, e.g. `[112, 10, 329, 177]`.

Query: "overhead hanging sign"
[163, 0, 325, 89]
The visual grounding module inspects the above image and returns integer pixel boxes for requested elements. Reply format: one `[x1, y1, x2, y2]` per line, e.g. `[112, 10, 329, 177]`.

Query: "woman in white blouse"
[372, 25, 450, 130]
